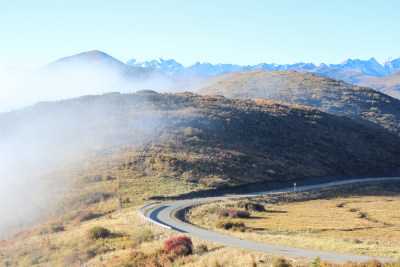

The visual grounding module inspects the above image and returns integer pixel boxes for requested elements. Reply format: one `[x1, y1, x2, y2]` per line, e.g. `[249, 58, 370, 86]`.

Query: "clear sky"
[0, 0, 399, 69]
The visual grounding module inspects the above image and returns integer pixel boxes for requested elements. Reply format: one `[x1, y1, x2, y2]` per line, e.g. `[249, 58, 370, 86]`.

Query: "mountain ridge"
[127, 56, 400, 79]
[195, 70, 400, 135]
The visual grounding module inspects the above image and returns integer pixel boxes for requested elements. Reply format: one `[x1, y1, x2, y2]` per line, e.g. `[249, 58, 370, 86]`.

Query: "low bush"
[75, 211, 95, 223]
[231, 225, 246, 232]
[35, 224, 64, 235]
[196, 243, 208, 253]
[217, 208, 250, 218]
[131, 228, 153, 244]
[215, 220, 245, 230]
[237, 200, 266, 212]
[87, 226, 110, 240]
[164, 235, 193, 256]
[272, 257, 290, 267]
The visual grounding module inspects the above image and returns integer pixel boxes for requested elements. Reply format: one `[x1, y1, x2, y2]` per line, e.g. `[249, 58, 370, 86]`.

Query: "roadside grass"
[186, 182, 400, 259]
[0, 203, 315, 267]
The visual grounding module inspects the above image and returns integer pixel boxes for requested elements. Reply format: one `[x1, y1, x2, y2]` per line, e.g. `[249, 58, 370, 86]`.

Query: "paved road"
[145, 177, 400, 262]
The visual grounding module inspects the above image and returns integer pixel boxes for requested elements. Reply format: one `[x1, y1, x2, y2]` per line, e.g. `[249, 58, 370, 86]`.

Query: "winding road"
[145, 177, 400, 262]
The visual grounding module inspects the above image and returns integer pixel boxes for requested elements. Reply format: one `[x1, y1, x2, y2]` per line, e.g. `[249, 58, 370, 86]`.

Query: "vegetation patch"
[164, 235, 194, 256]
[87, 226, 110, 240]
[215, 220, 246, 231]
[217, 208, 250, 218]
[131, 227, 153, 244]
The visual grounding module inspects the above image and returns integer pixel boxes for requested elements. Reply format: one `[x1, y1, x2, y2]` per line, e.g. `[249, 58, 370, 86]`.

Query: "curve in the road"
[145, 177, 400, 262]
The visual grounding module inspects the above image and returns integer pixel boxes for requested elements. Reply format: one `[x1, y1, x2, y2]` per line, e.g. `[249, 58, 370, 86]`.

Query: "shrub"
[272, 257, 290, 267]
[75, 211, 95, 223]
[237, 201, 266, 212]
[36, 224, 64, 235]
[87, 226, 110, 240]
[231, 225, 246, 232]
[231, 210, 250, 218]
[49, 225, 64, 233]
[164, 236, 193, 256]
[217, 208, 230, 217]
[311, 256, 321, 267]
[217, 208, 250, 218]
[131, 228, 153, 244]
[215, 220, 245, 230]
[124, 251, 147, 266]
[196, 243, 208, 253]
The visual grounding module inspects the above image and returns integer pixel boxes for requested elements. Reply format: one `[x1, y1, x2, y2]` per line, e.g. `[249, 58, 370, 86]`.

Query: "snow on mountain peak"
[126, 57, 399, 77]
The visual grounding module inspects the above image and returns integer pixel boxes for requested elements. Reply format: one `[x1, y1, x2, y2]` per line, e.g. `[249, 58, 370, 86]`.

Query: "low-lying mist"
[0, 58, 177, 238]
[0, 58, 173, 113]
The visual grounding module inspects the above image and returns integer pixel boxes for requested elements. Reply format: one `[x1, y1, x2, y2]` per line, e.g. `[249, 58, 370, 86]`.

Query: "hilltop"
[196, 70, 400, 135]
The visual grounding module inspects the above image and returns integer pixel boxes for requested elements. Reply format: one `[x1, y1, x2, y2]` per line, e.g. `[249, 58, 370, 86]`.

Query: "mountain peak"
[46, 50, 126, 68]
[126, 57, 184, 75]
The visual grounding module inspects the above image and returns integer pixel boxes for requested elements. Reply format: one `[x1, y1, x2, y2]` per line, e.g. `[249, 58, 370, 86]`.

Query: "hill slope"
[1, 92, 400, 260]
[364, 70, 400, 99]
[196, 70, 400, 135]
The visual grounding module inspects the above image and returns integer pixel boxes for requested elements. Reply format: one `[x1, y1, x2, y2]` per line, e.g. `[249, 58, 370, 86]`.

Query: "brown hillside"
[196, 70, 400, 135]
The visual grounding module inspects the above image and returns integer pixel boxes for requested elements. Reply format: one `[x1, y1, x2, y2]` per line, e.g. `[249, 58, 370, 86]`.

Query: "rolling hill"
[364, 70, 400, 99]
[196, 70, 400, 135]
[2, 91, 400, 265]
[2, 91, 400, 235]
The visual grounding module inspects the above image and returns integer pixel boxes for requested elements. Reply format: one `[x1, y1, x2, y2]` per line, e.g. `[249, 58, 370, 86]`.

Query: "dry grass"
[187, 185, 400, 259]
[0, 205, 313, 267]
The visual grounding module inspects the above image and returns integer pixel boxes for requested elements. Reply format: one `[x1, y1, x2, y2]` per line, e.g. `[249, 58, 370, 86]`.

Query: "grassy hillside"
[2, 91, 400, 265]
[196, 70, 400, 135]
[364, 70, 400, 99]
[3, 91, 400, 187]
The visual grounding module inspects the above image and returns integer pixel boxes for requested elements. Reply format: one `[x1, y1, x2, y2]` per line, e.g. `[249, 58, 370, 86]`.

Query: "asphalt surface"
[145, 177, 400, 262]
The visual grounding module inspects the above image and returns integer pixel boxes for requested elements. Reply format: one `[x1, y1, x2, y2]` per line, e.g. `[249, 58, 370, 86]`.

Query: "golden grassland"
[186, 183, 400, 259]
[0, 205, 313, 267]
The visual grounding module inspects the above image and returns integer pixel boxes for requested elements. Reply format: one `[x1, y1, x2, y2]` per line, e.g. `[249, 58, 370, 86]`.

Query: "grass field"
[0, 205, 313, 267]
[186, 181, 400, 259]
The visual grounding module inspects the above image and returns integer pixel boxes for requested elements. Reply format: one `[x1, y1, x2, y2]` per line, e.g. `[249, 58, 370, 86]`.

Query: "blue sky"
[0, 0, 399, 69]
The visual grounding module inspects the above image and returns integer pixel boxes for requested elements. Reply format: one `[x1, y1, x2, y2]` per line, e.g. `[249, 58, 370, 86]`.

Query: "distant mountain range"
[127, 56, 400, 79]
[127, 56, 400, 99]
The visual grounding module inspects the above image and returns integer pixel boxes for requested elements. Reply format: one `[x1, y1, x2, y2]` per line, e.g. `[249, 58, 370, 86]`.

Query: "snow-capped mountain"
[185, 62, 245, 76]
[127, 58, 184, 75]
[329, 58, 388, 77]
[126, 57, 399, 79]
[384, 57, 400, 73]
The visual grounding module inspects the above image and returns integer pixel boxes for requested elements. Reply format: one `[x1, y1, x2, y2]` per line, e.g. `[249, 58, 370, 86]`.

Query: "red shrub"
[164, 236, 193, 256]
